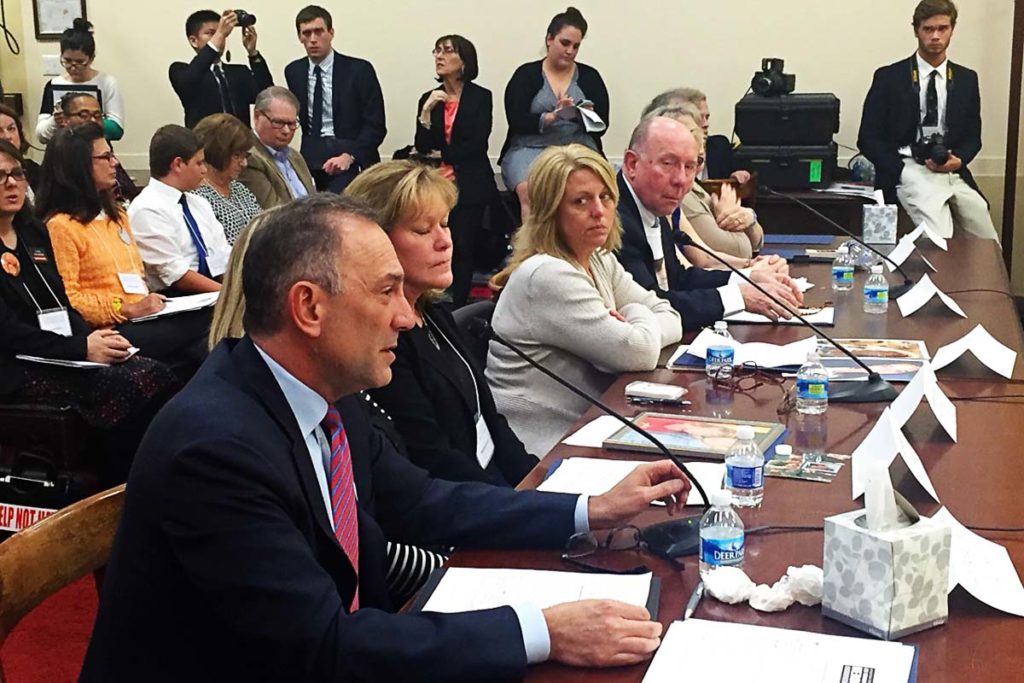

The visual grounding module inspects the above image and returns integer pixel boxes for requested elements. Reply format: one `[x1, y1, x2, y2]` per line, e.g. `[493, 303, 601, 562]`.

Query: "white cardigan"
[486, 251, 682, 457]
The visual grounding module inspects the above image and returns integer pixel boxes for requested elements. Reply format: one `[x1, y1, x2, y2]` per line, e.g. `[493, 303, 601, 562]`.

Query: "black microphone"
[762, 186, 915, 298]
[467, 318, 710, 557]
[674, 231, 898, 403]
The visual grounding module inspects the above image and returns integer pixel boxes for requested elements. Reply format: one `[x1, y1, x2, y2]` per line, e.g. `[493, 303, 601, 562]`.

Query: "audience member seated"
[616, 115, 802, 330]
[414, 34, 500, 306]
[499, 7, 609, 219]
[239, 86, 315, 208]
[170, 9, 273, 129]
[35, 20, 125, 144]
[285, 4, 387, 192]
[128, 124, 230, 294]
[79, 192, 687, 682]
[0, 104, 41, 198]
[190, 114, 261, 245]
[0, 140, 178, 483]
[345, 160, 537, 486]
[487, 144, 681, 456]
[51, 92, 140, 202]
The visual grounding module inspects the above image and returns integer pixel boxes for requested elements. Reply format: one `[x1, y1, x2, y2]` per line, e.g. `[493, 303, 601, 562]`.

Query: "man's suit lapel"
[658, 216, 683, 285]
[251, 145, 291, 201]
[616, 170, 654, 265]
[290, 149, 316, 193]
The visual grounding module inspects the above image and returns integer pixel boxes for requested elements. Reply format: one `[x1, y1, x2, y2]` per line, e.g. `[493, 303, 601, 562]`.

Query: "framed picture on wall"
[33, 0, 87, 41]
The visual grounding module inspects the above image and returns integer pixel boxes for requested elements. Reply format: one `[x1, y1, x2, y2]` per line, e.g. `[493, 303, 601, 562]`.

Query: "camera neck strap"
[910, 56, 954, 140]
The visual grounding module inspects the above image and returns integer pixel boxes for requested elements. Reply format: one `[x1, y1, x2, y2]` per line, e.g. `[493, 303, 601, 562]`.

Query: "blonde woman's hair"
[490, 144, 621, 290]
[207, 207, 281, 349]
[343, 159, 457, 232]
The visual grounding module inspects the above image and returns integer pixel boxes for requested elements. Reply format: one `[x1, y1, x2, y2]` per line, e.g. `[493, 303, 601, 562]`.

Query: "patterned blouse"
[190, 181, 262, 245]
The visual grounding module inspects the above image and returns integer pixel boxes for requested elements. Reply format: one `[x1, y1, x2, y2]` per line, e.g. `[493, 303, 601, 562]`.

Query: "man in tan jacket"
[240, 86, 316, 209]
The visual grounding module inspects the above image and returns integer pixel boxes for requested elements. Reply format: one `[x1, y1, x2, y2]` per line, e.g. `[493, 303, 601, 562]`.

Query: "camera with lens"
[751, 58, 796, 97]
[911, 133, 950, 166]
[234, 9, 257, 27]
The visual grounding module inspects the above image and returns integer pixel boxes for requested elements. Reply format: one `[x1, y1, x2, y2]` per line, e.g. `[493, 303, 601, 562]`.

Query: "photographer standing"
[858, 0, 997, 240]
[170, 9, 273, 129]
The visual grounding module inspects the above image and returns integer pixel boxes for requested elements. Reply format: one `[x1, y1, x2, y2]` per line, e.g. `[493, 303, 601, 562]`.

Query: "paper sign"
[889, 363, 956, 441]
[906, 222, 949, 250]
[896, 274, 966, 318]
[930, 324, 1018, 379]
[851, 408, 940, 502]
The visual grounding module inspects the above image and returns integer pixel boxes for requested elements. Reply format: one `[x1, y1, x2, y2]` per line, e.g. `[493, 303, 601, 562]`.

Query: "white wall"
[10, 0, 1016, 175]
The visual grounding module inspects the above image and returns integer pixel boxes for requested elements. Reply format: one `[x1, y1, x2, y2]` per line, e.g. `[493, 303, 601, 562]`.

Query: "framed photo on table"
[33, 0, 87, 41]
[603, 413, 785, 460]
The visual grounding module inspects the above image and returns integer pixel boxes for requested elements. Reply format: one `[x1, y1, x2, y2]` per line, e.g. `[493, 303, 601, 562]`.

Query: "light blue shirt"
[307, 51, 335, 137]
[253, 343, 590, 664]
[264, 143, 309, 200]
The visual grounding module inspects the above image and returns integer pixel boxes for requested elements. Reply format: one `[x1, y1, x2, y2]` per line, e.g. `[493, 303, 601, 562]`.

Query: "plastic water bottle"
[796, 351, 829, 415]
[831, 246, 854, 291]
[724, 425, 764, 507]
[704, 321, 735, 380]
[863, 265, 889, 314]
[699, 489, 745, 578]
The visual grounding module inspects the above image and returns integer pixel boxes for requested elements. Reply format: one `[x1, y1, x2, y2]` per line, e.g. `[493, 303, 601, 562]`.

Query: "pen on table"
[683, 581, 704, 620]
[626, 397, 692, 408]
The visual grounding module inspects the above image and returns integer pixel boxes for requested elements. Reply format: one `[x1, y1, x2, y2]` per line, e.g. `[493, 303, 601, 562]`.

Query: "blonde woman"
[345, 161, 536, 486]
[487, 144, 681, 456]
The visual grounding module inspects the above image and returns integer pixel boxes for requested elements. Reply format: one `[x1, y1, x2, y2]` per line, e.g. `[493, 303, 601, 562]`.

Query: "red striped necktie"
[321, 405, 359, 611]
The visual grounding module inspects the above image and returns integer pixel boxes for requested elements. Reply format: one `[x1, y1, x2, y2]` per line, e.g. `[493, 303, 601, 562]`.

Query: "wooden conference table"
[445, 238, 1024, 682]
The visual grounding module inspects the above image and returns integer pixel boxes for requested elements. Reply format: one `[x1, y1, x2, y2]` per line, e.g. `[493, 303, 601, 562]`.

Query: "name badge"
[117, 272, 148, 295]
[475, 413, 495, 470]
[38, 307, 72, 337]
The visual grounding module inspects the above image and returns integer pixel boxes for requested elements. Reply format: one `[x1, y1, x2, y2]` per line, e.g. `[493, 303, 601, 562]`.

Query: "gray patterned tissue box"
[822, 510, 950, 640]
[862, 205, 898, 245]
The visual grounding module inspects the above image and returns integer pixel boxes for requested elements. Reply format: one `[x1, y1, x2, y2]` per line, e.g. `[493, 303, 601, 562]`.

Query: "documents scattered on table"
[538, 457, 725, 506]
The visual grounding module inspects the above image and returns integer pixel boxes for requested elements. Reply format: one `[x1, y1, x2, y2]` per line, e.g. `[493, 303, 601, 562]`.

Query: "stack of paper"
[132, 292, 220, 322]
[676, 328, 817, 369]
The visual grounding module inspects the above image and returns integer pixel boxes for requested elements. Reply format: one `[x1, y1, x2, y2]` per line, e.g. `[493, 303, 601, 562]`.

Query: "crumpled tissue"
[705, 564, 823, 612]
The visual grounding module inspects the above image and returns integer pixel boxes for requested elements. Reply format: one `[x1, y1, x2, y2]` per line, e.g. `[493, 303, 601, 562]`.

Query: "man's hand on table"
[587, 460, 690, 530]
[544, 600, 663, 667]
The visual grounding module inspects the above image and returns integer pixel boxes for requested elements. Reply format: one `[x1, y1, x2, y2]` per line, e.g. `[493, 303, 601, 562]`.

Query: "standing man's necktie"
[212, 63, 234, 116]
[179, 195, 211, 278]
[923, 70, 939, 127]
[322, 405, 360, 611]
[311, 65, 324, 138]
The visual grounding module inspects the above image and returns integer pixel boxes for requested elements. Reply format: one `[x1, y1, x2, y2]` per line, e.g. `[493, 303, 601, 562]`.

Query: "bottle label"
[701, 534, 745, 568]
[832, 266, 854, 284]
[797, 377, 829, 400]
[865, 287, 889, 304]
[706, 345, 735, 366]
[726, 463, 763, 489]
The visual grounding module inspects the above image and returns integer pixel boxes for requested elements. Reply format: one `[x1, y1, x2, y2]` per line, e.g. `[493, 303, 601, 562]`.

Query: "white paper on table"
[885, 237, 918, 270]
[889, 364, 956, 441]
[923, 374, 958, 441]
[132, 292, 220, 322]
[793, 277, 815, 293]
[894, 429, 939, 502]
[919, 252, 937, 271]
[930, 324, 1018, 379]
[906, 221, 949, 250]
[895, 274, 966, 318]
[16, 346, 140, 369]
[725, 306, 836, 326]
[643, 619, 916, 683]
[685, 328, 817, 368]
[931, 507, 1024, 617]
[537, 457, 725, 506]
[421, 568, 652, 613]
[560, 416, 624, 448]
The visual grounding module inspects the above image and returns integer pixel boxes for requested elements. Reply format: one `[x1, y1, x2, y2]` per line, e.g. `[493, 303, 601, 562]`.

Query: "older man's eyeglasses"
[263, 116, 300, 130]
[563, 526, 683, 574]
[0, 167, 26, 184]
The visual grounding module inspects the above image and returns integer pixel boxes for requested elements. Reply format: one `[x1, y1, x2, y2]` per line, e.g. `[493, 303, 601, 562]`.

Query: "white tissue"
[704, 565, 824, 612]
[703, 567, 755, 604]
[784, 565, 824, 606]
[749, 581, 794, 612]
[864, 461, 901, 531]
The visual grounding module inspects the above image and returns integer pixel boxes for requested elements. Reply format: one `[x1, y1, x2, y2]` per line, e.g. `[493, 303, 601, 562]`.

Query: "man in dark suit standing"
[285, 5, 386, 193]
[616, 115, 803, 330]
[858, 0, 997, 240]
[80, 193, 689, 682]
[169, 9, 273, 129]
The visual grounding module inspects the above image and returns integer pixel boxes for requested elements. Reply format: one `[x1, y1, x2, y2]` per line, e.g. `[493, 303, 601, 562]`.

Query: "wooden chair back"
[0, 485, 125, 680]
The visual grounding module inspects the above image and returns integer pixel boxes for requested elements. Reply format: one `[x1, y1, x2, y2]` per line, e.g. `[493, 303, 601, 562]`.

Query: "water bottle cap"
[714, 320, 727, 331]
[736, 425, 755, 440]
[774, 444, 793, 457]
[870, 265, 883, 274]
[807, 351, 820, 362]
[710, 489, 733, 507]
[837, 246, 849, 254]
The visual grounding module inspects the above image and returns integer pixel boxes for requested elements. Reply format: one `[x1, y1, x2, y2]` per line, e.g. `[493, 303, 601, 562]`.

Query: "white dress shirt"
[307, 51, 335, 137]
[128, 178, 231, 291]
[899, 53, 949, 157]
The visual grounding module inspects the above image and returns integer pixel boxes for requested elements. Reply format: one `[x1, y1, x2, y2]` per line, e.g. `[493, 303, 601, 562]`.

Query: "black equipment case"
[735, 93, 840, 146]
[734, 143, 837, 190]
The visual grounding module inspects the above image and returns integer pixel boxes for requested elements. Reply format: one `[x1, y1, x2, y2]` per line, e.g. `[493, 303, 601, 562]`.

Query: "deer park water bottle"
[863, 265, 890, 314]
[831, 245, 854, 291]
[699, 489, 745, 578]
[796, 351, 829, 415]
[724, 425, 764, 507]
[704, 321, 735, 379]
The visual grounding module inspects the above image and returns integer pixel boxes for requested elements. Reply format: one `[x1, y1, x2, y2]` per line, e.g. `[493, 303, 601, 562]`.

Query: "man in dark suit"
[285, 5, 386, 193]
[80, 193, 689, 682]
[857, 0, 997, 240]
[169, 9, 274, 129]
[616, 115, 802, 330]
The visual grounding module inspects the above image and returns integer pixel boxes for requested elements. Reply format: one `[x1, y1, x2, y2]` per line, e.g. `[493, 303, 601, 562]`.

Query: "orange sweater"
[47, 212, 148, 327]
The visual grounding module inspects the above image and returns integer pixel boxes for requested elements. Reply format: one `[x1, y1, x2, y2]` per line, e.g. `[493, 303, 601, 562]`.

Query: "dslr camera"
[751, 58, 796, 97]
[234, 9, 257, 27]
[911, 133, 950, 166]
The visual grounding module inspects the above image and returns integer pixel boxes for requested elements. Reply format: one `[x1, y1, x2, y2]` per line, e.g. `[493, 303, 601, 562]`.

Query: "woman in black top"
[0, 140, 177, 482]
[345, 160, 536, 486]
[499, 6, 609, 219]
[415, 34, 499, 306]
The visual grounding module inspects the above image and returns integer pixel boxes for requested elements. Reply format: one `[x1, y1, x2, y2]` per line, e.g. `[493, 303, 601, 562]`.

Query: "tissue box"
[822, 510, 950, 640]
[862, 205, 898, 244]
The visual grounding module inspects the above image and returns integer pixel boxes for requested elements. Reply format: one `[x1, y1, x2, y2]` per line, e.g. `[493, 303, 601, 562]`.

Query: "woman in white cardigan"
[486, 144, 682, 456]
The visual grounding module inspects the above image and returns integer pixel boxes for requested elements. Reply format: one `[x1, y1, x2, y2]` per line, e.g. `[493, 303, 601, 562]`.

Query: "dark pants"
[448, 202, 487, 307]
[117, 308, 212, 380]
[303, 136, 361, 193]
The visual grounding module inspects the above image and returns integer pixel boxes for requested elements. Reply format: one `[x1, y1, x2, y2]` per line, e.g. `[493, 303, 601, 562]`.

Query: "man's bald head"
[623, 116, 701, 216]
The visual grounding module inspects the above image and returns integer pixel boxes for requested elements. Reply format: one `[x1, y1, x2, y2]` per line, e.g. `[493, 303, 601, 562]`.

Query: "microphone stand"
[762, 186, 915, 298]
[676, 233, 898, 403]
